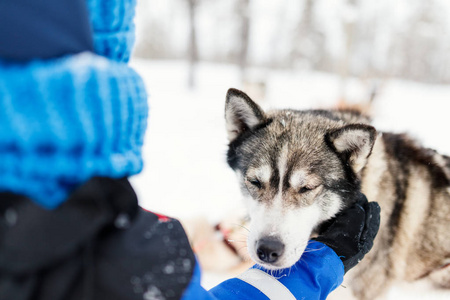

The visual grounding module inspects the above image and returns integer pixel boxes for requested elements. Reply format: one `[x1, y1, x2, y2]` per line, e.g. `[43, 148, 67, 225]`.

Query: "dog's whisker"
[231, 223, 250, 233]
[303, 247, 325, 253]
[234, 232, 249, 238]
[227, 239, 247, 243]
[272, 269, 287, 280]
[236, 246, 250, 255]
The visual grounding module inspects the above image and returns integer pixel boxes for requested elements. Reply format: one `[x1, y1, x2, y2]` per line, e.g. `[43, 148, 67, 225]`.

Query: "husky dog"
[224, 88, 450, 299]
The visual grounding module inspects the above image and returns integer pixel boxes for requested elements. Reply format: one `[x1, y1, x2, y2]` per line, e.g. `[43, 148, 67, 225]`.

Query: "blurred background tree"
[134, 0, 450, 91]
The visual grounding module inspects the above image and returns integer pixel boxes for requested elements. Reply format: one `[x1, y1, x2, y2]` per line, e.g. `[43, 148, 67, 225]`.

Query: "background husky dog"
[225, 88, 450, 299]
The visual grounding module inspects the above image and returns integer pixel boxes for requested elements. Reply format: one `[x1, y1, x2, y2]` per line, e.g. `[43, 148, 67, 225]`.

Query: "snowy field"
[129, 59, 450, 299]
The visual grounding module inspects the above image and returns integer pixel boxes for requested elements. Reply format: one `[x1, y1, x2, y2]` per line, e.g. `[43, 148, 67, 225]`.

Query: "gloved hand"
[314, 193, 380, 273]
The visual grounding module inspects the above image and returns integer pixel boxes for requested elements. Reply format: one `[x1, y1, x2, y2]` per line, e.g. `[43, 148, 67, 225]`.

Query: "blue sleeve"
[181, 262, 219, 300]
[182, 241, 344, 300]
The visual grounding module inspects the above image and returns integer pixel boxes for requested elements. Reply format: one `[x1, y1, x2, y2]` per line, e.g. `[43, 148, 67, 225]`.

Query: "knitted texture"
[0, 52, 148, 208]
[87, 0, 137, 62]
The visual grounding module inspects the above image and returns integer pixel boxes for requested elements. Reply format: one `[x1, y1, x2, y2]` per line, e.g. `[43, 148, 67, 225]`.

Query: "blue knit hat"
[88, 0, 137, 62]
[0, 0, 148, 208]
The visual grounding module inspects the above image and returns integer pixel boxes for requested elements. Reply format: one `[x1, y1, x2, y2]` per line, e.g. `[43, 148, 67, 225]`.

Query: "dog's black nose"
[256, 238, 284, 263]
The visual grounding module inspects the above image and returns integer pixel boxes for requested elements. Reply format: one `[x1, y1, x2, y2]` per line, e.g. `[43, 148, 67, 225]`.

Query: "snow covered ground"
[129, 59, 450, 299]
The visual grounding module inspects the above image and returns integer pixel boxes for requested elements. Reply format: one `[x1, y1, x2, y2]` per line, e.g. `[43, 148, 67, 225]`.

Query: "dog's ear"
[225, 88, 266, 142]
[326, 124, 377, 173]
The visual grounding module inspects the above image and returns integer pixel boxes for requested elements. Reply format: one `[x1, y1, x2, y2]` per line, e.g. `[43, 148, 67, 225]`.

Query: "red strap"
[141, 208, 170, 222]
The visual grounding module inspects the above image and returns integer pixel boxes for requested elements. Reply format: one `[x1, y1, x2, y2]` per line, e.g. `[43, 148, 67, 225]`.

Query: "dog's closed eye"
[298, 187, 312, 194]
[248, 178, 262, 189]
[298, 185, 320, 194]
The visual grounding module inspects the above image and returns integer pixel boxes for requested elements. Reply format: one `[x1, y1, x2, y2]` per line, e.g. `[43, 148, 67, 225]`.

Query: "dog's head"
[225, 88, 376, 269]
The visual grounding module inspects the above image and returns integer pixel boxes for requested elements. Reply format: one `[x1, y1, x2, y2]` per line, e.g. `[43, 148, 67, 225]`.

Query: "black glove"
[314, 193, 380, 273]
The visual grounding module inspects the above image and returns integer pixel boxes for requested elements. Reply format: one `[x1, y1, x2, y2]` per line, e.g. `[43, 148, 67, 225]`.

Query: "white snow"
[129, 59, 450, 299]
